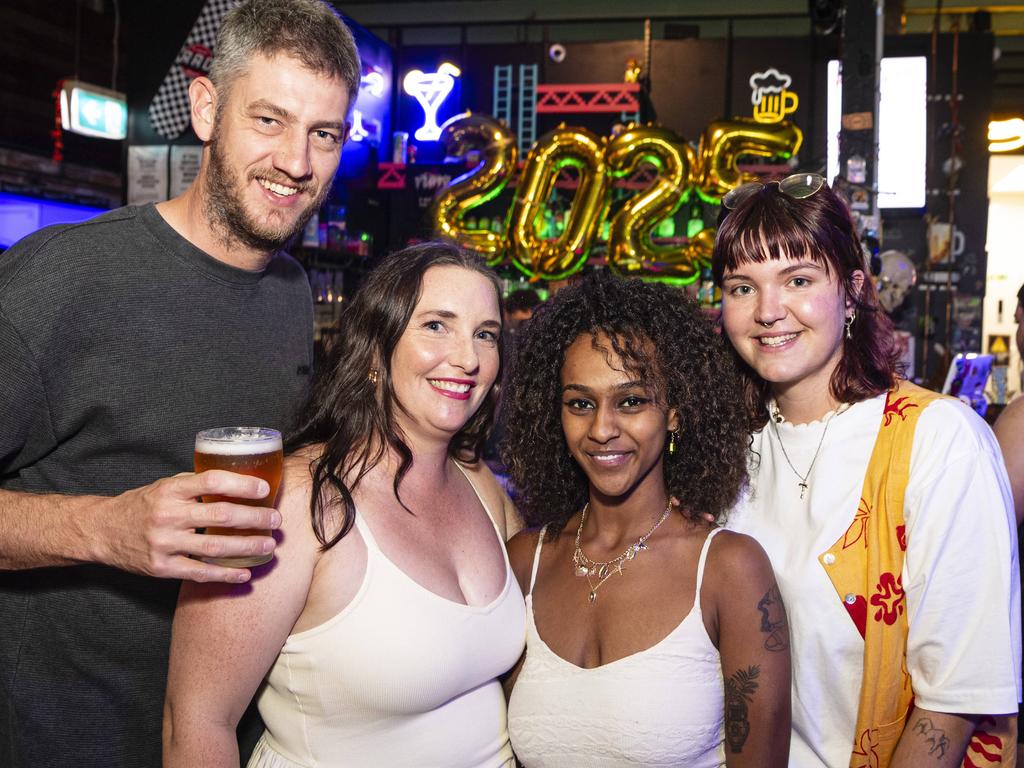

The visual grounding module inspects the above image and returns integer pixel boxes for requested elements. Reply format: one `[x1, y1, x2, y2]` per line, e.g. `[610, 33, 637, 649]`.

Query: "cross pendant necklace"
[768, 402, 849, 500]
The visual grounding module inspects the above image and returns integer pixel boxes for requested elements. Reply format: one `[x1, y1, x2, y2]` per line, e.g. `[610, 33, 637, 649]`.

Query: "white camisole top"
[247, 464, 526, 768]
[507, 526, 726, 768]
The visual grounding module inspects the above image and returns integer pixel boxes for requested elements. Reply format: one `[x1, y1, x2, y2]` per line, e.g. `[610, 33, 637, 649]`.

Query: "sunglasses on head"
[721, 172, 828, 210]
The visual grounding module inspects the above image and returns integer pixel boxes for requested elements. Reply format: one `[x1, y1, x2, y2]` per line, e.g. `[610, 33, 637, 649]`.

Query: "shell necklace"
[572, 498, 673, 604]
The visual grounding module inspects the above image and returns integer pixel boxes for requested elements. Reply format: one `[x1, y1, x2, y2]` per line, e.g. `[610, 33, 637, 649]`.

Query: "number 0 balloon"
[507, 125, 610, 280]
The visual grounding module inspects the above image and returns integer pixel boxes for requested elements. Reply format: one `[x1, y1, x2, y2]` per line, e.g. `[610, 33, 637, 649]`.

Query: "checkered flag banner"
[148, 0, 240, 139]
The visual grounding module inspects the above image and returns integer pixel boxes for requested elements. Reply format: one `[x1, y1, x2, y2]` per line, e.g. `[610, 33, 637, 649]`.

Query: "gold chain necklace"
[572, 498, 673, 604]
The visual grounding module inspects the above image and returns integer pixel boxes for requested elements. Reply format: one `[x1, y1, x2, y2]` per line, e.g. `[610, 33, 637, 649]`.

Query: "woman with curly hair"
[164, 242, 525, 767]
[713, 175, 1019, 767]
[502, 272, 791, 767]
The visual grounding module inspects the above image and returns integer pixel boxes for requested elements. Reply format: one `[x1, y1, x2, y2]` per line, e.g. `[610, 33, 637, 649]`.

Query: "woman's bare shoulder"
[705, 529, 775, 586]
[455, 459, 524, 539]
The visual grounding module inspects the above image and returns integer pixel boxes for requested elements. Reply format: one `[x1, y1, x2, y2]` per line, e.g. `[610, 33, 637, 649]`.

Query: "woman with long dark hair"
[713, 174, 1020, 767]
[502, 272, 791, 767]
[164, 242, 525, 767]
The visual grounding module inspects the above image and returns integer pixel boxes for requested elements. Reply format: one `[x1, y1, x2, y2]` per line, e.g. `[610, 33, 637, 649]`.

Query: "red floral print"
[870, 572, 905, 625]
[883, 396, 918, 426]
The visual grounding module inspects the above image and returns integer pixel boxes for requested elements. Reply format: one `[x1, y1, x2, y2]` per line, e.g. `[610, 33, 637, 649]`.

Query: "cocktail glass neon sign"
[403, 62, 461, 141]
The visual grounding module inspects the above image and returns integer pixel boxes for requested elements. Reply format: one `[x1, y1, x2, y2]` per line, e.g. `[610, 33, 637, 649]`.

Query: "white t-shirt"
[727, 393, 1021, 768]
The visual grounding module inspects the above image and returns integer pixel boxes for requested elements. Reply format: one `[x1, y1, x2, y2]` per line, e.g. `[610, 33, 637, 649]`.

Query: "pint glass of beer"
[193, 427, 284, 568]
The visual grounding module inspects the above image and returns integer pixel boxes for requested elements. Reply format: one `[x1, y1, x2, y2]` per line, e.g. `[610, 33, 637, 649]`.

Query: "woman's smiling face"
[389, 265, 502, 445]
[721, 254, 861, 402]
[560, 333, 677, 502]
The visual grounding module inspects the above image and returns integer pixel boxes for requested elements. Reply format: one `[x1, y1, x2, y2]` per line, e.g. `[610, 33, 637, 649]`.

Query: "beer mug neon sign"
[403, 62, 461, 141]
[750, 68, 799, 124]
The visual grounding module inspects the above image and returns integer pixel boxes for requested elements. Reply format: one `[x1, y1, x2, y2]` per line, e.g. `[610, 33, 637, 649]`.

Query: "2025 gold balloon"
[428, 116, 804, 283]
[430, 113, 518, 266]
[694, 118, 803, 202]
[506, 125, 610, 280]
[604, 124, 702, 282]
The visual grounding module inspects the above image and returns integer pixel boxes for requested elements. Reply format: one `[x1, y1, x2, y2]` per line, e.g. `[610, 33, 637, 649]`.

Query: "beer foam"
[195, 427, 282, 455]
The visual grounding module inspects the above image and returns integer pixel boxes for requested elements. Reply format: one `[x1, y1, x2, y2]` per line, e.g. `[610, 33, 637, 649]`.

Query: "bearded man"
[0, 2, 359, 765]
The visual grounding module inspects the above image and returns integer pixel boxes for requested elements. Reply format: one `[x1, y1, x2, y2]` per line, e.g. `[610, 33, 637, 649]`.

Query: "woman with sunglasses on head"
[713, 174, 1020, 768]
[502, 272, 791, 767]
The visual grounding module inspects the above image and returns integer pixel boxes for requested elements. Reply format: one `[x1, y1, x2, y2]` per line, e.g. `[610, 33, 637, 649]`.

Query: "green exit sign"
[60, 80, 127, 140]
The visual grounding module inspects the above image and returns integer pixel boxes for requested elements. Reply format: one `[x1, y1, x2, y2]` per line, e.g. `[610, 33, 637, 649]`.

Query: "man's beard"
[203, 132, 330, 255]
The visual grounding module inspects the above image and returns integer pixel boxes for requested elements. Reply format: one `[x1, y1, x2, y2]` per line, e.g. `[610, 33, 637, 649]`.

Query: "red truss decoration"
[535, 83, 640, 114]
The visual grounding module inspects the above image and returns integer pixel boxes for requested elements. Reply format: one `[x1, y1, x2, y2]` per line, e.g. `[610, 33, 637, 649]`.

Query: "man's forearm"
[0, 488, 111, 569]
[890, 707, 978, 767]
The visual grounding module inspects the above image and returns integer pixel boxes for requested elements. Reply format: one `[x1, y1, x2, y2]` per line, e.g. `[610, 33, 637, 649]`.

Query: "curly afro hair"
[501, 271, 749, 534]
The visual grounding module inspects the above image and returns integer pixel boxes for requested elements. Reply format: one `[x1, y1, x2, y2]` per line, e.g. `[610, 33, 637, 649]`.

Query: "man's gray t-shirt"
[0, 204, 313, 767]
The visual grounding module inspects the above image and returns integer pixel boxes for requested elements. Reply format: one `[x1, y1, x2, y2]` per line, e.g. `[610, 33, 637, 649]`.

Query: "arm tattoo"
[911, 718, 949, 759]
[757, 584, 789, 652]
[724, 665, 760, 753]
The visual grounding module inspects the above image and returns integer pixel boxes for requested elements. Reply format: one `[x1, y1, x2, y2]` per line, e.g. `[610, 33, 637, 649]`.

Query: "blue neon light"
[0, 193, 107, 249]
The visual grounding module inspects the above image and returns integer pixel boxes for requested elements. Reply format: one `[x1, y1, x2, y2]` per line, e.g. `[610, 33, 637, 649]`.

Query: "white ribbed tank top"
[247, 464, 526, 768]
[507, 527, 726, 768]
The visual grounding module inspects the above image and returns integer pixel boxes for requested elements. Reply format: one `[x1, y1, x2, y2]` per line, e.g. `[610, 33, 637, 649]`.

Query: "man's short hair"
[210, 0, 361, 107]
[506, 288, 542, 314]
[1017, 281, 1024, 305]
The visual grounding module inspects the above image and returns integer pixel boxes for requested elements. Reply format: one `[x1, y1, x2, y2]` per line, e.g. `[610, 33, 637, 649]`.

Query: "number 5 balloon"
[695, 118, 803, 202]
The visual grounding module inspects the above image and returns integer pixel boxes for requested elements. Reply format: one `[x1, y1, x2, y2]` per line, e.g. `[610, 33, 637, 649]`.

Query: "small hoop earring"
[667, 428, 680, 455]
[844, 312, 856, 340]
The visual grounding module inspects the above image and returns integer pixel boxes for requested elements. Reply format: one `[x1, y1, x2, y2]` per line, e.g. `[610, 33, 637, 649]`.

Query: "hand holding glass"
[193, 427, 283, 567]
